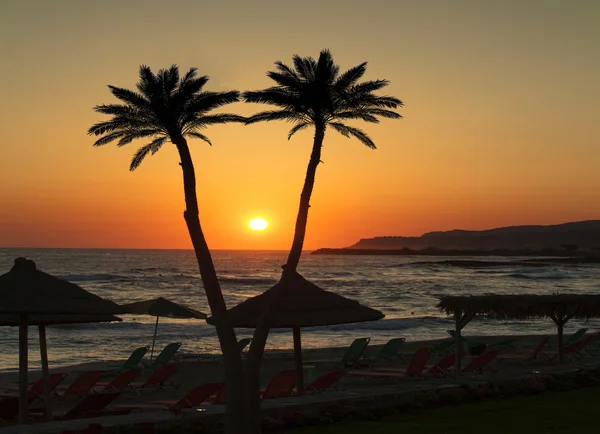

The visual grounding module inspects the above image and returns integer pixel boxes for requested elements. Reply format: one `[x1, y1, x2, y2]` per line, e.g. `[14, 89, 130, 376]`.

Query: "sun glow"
[249, 218, 268, 231]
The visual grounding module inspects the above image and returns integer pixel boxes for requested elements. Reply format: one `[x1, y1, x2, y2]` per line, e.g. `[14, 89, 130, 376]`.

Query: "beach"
[2, 248, 599, 371]
[0, 332, 570, 410]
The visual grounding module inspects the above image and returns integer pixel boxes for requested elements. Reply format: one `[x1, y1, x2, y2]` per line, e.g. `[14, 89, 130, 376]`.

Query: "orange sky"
[1, 0, 599, 250]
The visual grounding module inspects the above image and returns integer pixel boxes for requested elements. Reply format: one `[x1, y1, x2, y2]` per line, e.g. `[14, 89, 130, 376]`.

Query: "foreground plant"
[88, 65, 246, 434]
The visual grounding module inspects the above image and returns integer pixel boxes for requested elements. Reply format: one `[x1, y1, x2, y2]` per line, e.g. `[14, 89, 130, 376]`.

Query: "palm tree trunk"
[285, 126, 326, 273]
[174, 136, 246, 434]
[243, 126, 326, 434]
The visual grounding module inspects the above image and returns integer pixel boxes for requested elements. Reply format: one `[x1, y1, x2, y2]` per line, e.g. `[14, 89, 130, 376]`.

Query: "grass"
[289, 386, 600, 434]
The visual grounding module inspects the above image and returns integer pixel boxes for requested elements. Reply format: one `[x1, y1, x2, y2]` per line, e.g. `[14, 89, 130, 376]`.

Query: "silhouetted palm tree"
[244, 49, 403, 272]
[88, 65, 246, 433]
[241, 50, 402, 433]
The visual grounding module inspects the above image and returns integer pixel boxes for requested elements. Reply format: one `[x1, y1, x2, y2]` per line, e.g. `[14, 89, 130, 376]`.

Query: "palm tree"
[88, 65, 246, 434]
[241, 49, 402, 433]
[243, 49, 403, 272]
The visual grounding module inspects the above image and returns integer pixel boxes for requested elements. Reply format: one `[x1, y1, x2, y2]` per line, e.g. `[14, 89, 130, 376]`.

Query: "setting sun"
[249, 218, 268, 231]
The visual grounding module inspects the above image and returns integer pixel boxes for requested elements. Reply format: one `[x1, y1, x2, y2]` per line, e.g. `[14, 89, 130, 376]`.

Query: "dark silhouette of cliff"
[344, 220, 600, 251]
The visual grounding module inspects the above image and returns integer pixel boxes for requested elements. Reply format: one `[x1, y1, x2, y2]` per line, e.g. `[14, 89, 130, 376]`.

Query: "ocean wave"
[507, 273, 573, 280]
[266, 316, 452, 334]
[56, 273, 126, 282]
[218, 277, 277, 285]
[127, 267, 183, 274]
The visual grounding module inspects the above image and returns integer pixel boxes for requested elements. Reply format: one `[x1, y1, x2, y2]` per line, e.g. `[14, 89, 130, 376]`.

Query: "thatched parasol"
[437, 294, 600, 370]
[0, 258, 124, 424]
[121, 297, 206, 362]
[207, 271, 384, 392]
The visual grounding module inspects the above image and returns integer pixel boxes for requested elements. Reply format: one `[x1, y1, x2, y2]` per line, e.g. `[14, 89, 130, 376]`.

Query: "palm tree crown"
[243, 49, 403, 147]
[88, 65, 244, 170]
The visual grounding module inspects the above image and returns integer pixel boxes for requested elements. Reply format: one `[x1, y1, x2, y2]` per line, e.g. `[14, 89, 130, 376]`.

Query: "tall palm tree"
[241, 49, 402, 433]
[88, 65, 246, 434]
[243, 49, 403, 272]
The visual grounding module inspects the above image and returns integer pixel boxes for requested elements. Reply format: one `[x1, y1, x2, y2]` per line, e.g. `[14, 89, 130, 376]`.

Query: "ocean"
[1, 248, 599, 371]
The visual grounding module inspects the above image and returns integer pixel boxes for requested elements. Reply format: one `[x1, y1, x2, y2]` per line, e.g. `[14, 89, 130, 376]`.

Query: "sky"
[0, 0, 599, 250]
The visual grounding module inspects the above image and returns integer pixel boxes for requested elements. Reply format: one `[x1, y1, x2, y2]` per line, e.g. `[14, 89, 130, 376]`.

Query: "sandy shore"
[0, 331, 570, 411]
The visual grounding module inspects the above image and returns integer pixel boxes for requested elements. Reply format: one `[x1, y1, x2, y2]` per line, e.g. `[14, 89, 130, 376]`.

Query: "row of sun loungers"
[2, 331, 598, 424]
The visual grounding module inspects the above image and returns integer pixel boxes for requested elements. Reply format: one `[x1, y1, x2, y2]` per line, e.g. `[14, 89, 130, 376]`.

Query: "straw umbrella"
[437, 294, 600, 370]
[121, 297, 206, 362]
[206, 271, 384, 393]
[0, 258, 124, 424]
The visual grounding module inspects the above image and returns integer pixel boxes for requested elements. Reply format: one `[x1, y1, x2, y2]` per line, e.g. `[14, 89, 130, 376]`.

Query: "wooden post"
[150, 316, 160, 363]
[293, 327, 304, 394]
[18, 314, 28, 425]
[454, 312, 462, 377]
[39, 325, 53, 421]
[557, 321, 564, 364]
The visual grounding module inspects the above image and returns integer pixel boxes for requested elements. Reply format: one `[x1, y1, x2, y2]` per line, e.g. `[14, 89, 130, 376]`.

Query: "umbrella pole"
[18, 314, 28, 425]
[39, 325, 53, 421]
[150, 316, 160, 363]
[293, 327, 304, 394]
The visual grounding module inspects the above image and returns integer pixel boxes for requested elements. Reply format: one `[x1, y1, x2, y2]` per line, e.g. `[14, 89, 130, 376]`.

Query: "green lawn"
[290, 387, 600, 434]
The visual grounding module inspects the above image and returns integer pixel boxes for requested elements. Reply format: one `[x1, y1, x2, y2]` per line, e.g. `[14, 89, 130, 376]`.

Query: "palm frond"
[136, 65, 158, 99]
[117, 129, 161, 147]
[130, 138, 165, 171]
[293, 54, 317, 81]
[267, 71, 302, 89]
[329, 122, 377, 149]
[108, 86, 149, 108]
[187, 131, 213, 145]
[287, 122, 312, 139]
[243, 88, 299, 108]
[316, 49, 339, 84]
[333, 111, 379, 123]
[335, 62, 367, 90]
[91, 131, 126, 146]
[245, 110, 308, 125]
[186, 91, 241, 113]
[183, 113, 245, 132]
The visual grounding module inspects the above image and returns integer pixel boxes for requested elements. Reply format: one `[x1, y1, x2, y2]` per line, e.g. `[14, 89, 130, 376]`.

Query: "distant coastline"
[311, 247, 600, 260]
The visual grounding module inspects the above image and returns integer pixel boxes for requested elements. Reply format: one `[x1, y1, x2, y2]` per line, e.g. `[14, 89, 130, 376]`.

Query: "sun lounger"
[95, 369, 141, 393]
[564, 328, 589, 346]
[31, 392, 124, 420]
[427, 353, 457, 377]
[128, 364, 180, 394]
[334, 338, 371, 368]
[54, 371, 103, 399]
[562, 334, 596, 361]
[462, 350, 499, 374]
[114, 382, 225, 412]
[496, 336, 551, 363]
[366, 338, 406, 365]
[1, 373, 67, 403]
[213, 371, 297, 405]
[304, 370, 345, 393]
[142, 342, 181, 369]
[347, 347, 430, 379]
[447, 330, 517, 352]
[105, 346, 149, 371]
[261, 370, 297, 399]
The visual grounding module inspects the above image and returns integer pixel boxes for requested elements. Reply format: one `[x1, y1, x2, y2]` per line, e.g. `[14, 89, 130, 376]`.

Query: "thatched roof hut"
[121, 297, 206, 361]
[207, 271, 384, 392]
[0, 258, 124, 315]
[0, 258, 124, 423]
[207, 272, 383, 328]
[437, 294, 600, 367]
